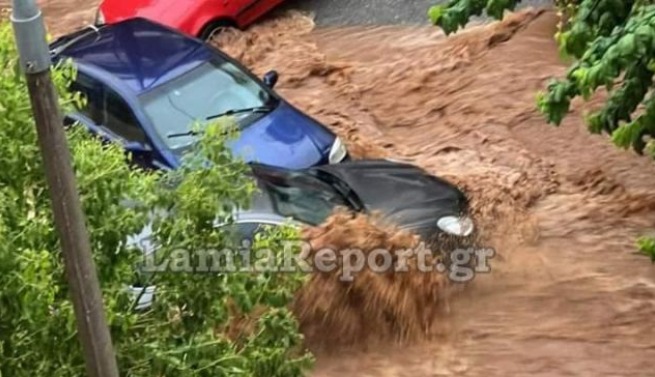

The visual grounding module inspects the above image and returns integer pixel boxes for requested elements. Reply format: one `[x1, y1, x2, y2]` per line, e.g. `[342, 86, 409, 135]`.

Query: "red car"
[95, 0, 286, 40]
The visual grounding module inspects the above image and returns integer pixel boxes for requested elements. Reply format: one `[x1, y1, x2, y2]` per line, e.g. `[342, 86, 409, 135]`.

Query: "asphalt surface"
[282, 0, 554, 26]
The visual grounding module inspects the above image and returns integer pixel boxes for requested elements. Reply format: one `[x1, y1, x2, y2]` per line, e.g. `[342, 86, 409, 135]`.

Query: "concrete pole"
[10, 2, 120, 377]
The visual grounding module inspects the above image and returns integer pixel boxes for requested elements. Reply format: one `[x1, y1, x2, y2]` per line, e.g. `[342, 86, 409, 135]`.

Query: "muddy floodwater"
[3, 1, 655, 376]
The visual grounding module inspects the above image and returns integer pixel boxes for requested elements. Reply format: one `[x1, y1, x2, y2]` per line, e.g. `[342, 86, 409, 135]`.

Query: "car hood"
[228, 102, 335, 169]
[315, 160, 468, 230]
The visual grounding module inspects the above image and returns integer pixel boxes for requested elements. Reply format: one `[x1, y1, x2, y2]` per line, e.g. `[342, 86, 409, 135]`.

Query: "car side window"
[69, 74, 148, 145]
[69, 72, 104, 125]
[102, 88, 148, 144]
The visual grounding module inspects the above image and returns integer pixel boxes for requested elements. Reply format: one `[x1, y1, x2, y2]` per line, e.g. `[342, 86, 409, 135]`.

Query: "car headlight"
[94, 8, 105, 25]
[328, 136, 347, 164]
[437, 215, 474, 236]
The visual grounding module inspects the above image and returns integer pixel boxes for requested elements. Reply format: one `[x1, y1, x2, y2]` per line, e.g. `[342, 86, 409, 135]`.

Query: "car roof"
[51, 18, 214, 94]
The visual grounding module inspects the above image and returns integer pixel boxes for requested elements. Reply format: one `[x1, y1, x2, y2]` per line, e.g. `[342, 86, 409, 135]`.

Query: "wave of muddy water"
[214, 9, 655, 376]
[8, 2, 655, 375]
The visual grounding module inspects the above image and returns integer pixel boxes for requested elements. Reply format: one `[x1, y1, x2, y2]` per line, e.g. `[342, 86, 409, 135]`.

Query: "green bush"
[0, 20, 313, 376]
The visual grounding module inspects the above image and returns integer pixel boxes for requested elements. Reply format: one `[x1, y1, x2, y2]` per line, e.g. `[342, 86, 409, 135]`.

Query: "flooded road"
[3, 2, 655, 376]
[198, 9, 655, 376]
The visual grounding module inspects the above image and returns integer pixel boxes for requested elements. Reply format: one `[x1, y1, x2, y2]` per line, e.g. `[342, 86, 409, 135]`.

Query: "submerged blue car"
[49, 18, 348, 170]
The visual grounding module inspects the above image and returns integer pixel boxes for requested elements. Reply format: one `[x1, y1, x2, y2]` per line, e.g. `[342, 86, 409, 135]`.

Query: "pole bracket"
[10, 0, 51, 74]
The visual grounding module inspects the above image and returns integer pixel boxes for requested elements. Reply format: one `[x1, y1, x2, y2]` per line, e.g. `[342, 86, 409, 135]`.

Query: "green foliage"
[0, 20, 312, 377]
[428, 0, 520, 33]
[638, 236, 655, 262]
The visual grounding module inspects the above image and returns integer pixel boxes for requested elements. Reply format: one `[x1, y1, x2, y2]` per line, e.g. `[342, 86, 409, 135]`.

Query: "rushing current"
[8, 2, 655, 375]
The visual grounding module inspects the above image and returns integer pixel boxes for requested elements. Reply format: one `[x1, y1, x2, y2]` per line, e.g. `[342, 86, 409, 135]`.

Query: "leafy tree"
[428, 0, 655, 262]
[639, 236, 655, 262]
[0, 20, 312, 376]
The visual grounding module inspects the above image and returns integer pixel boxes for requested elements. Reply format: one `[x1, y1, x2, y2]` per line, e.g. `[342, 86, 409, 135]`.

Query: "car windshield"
[260, 171, 352, 226]
[137, 57, 277, 153]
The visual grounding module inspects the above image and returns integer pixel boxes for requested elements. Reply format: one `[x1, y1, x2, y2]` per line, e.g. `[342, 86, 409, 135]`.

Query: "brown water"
[5, 2, 655, 375]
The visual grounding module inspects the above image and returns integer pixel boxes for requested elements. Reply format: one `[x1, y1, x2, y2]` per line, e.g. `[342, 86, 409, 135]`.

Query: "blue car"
[49, 18, 348, 170]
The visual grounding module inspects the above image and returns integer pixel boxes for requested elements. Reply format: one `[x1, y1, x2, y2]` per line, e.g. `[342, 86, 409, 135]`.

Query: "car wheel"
[199, 20, 236, 42]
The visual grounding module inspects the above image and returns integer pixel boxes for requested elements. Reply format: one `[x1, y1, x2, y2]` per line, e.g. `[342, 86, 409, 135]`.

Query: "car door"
[68, 73, 158, 169]
[235, 0, 286, 27]
[216, 0, 241, 18]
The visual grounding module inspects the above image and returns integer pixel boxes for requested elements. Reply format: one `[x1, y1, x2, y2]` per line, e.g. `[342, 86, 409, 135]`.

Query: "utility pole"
[10, 2, 120, 377]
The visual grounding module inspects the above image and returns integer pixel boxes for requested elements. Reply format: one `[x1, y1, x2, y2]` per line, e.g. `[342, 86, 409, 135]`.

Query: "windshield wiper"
[167, 129, 201, 139]
[167, 105, 275, 139]
[205, 105, 274, 121]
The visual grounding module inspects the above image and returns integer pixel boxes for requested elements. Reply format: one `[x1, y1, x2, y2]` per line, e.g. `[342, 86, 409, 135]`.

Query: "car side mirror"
[263, 70, 278, 88]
